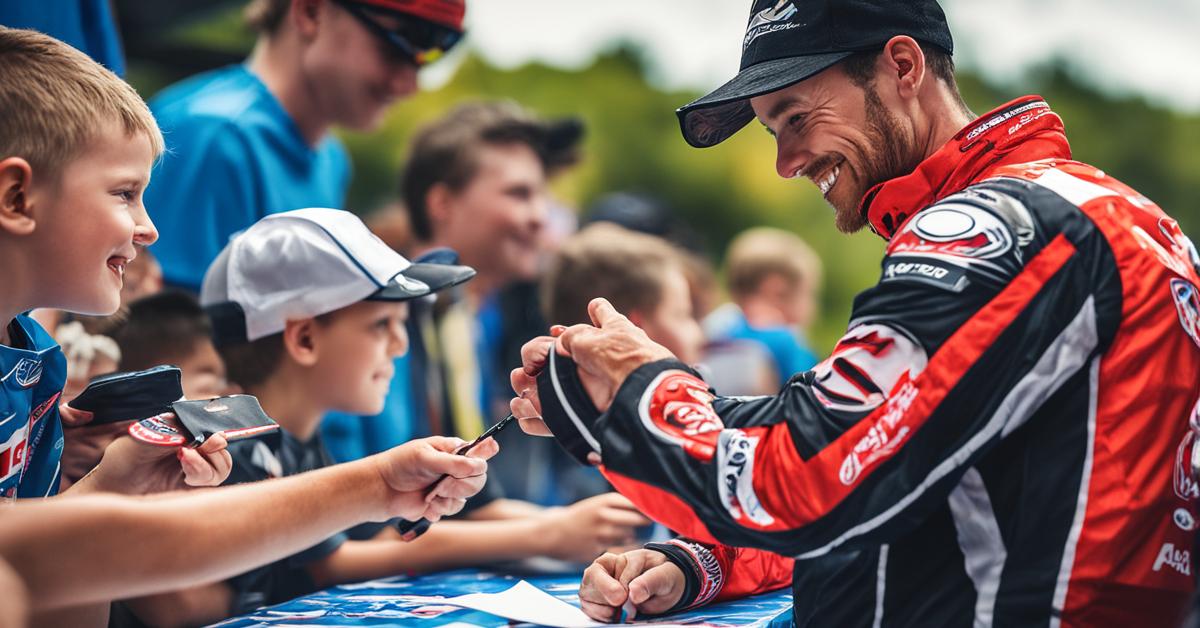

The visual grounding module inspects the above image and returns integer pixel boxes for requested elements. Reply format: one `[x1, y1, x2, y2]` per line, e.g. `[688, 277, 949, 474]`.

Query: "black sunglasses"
[334, 0, 463, 67]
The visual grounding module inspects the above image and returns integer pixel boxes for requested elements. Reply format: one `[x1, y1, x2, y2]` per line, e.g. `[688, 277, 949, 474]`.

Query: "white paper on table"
[441, 580, 605, 627]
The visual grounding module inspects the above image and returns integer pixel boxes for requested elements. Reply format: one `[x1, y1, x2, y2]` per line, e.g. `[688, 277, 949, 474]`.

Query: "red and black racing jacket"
[552, 97, 1200, 626]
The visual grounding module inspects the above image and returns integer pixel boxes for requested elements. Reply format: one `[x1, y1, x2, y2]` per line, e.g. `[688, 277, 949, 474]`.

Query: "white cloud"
[436, 0, 1200, 112]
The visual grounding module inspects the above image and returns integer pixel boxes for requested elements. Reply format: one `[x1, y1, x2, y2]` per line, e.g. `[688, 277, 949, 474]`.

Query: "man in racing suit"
[509, 1, 1200, 626]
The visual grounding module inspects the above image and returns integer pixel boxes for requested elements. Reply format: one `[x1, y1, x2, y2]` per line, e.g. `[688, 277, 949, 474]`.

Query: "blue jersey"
[145, 64, 351, 291]
[1, 315, 66, 500]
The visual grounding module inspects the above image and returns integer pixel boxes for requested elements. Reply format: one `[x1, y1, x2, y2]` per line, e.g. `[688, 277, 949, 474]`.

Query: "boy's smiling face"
[30, 122, 158, 315]
[307, 300, 410, 416]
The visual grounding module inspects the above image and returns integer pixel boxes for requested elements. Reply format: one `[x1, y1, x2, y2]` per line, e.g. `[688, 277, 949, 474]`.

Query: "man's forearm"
[0, 458, 389, 611]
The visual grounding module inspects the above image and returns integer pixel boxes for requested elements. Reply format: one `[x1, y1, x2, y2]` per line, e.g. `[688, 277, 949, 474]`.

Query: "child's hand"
[72, 414, 232, 495]
[372, 436, 497, 522]
[535, 493, 652, 563]
[58, 404, 122, 490]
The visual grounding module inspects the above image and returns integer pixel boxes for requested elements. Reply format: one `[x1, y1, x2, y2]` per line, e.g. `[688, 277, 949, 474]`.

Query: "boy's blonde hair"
[0, 27, 163, 181]
[543, 223, 683, 326]
[725, 227, 822, 300]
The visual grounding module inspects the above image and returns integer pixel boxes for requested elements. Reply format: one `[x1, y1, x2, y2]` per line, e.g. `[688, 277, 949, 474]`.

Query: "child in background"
[112, 290, 233, 400]
[705, 227, 823, 386]
[543, 223, 705, 365]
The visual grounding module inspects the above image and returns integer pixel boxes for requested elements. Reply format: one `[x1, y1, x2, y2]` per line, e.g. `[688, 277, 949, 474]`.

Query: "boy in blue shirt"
[0, 27, 232, 502]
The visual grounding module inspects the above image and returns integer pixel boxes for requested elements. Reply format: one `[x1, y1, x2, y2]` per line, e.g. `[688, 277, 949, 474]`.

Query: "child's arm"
[307, 493, 652, 586]
[0, 436, 494, 612]
[121, 583, 234, 628]
[462, 498, 545, 520]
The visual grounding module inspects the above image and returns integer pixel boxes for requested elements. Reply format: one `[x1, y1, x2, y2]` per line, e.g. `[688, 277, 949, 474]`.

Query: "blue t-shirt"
[145, 64, 351, 291]
[0, 315, 66, 500]
[715, 309, 819, 386]
[0, 1, 125, 76]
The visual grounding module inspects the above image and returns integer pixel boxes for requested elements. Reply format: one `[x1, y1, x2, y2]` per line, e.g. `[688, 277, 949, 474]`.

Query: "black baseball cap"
[677, 0, 954, 148]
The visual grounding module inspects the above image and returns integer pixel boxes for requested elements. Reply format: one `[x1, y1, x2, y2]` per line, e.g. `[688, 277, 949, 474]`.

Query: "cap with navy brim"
[676, 52, 853, 149]
[369, 262, 476, 301]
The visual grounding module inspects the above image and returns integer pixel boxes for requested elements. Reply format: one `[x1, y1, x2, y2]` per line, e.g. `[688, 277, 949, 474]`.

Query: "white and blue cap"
[201, 207, 474, 345]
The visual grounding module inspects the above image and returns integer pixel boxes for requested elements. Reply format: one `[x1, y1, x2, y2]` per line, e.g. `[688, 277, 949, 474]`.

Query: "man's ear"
[880, 35, 926, 100]
[425, 182, 454, 230]
[0, 157, 37, 236]
[282, 318, 321, 367]
[290, 0, 324, 39]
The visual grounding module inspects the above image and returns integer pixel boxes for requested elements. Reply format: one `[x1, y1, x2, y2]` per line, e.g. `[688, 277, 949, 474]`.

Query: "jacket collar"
[860, 96, 1072, 240]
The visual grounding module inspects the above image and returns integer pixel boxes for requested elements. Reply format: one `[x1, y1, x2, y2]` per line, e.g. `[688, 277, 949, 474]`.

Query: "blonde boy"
[0, 27, 230, 500]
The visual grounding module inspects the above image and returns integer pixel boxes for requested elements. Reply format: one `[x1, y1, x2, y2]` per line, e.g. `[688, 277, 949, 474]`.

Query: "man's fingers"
[617, 551, 646, 588]
[520, 336, 556, 376]
[581, 555, 627, 607]
[588, 298, 633, 330]
[579, 600, 620, 623]
[556, 323, 599, 358]
[629, 563, 685, 614]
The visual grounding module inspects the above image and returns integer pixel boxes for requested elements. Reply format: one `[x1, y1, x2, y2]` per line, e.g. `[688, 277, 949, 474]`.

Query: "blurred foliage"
[128, 36, 1200, 354]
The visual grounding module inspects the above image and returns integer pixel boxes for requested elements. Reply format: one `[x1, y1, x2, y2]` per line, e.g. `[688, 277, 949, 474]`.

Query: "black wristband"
[644, 542, 703, 615]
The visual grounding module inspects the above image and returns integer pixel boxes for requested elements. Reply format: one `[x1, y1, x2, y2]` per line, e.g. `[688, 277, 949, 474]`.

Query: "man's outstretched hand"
[509, 298, 673, 438]
[373, 435, 498, 522]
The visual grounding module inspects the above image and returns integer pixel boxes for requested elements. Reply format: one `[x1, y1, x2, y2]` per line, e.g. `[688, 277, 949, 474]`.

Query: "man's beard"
[833, 85, 920, 234]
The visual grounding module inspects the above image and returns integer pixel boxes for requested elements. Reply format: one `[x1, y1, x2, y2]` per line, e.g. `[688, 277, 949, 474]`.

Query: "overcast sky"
[443, 0, 1200, 112]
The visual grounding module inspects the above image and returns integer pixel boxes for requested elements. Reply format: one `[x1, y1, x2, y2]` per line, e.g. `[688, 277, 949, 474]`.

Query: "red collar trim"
[860, 96, 1071, 240]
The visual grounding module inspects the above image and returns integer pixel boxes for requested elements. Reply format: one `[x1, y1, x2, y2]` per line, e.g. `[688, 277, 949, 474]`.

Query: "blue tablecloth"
[212, 569, 793, 627]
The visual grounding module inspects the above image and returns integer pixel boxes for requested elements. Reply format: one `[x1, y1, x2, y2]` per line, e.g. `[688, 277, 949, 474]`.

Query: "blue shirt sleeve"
[146, 122, 264, 291]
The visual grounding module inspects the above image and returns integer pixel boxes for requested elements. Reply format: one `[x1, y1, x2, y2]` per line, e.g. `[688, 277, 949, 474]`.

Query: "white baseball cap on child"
[200, 207, 474, 345]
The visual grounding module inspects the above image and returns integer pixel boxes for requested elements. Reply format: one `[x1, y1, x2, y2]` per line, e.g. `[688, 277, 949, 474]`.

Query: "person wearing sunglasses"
[142, 0, 465, 294]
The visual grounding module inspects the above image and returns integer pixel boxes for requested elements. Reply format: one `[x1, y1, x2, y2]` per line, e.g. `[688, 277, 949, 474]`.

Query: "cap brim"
[369, 262, 476, 301]
[676, 52, 853, 148]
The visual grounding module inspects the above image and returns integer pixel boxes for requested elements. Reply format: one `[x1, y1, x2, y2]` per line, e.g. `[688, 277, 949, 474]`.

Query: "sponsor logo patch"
[1170, 278, 1200, 349]
[889, 205, 1014, 263]
[743, 0, 798, 49]
[128, 414, 187, 447]
[717, 430, 774, 526]
[1174, 431, 1200, 501]
[1174, 508, 1195, 532]
[4, 358, 43, 389]
[965, 101, 1049, 142]
[840, 382, 919, 486]
[644, 372, 723, 462]
[882, 258, 969, 292]
[1153, 542, 1192, 576]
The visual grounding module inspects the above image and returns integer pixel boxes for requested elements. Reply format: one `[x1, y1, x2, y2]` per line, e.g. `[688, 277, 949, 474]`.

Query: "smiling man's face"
[751, 60, 919, 233]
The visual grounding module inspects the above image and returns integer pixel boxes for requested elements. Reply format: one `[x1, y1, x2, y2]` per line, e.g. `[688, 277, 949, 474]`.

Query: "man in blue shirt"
[145, 0, 466, 291]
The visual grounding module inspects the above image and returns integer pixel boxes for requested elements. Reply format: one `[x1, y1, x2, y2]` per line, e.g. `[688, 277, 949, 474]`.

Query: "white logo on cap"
[743, 0, 799, 49]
